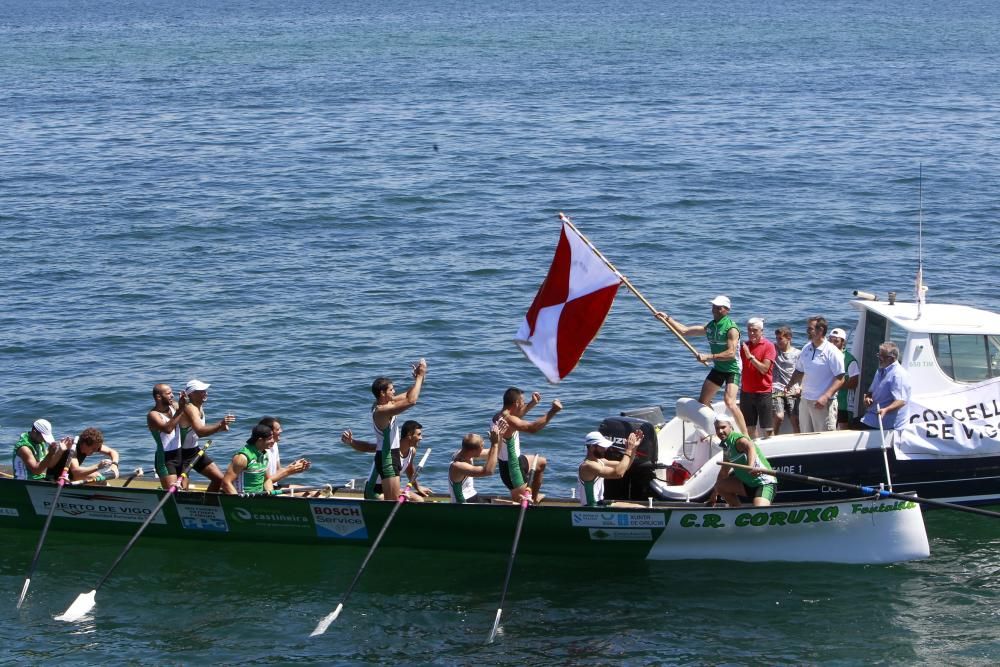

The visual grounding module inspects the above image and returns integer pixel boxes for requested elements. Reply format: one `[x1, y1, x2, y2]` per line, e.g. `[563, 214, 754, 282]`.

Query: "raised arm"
[505, 399, 562, 434]
[597, 429, 642, 479]
[655, 312, 706, 338]
[341, 429, 377, 453]
[147, 402, 186, 434]
[184, 403, 233, 437]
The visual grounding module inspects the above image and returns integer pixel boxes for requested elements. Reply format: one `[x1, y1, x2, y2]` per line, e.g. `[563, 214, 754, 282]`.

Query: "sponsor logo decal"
[310, 501, 368, 539]
[571, 511, 665, 529]
[26, 487, 167, 524]
[225, 502, 312, 530]
[588, 528, 652, 541]
[0, 507, 19, 517]
[677, 506, 840, 529]
[176, 504, 229, 532]
[851, 500, 917, 514]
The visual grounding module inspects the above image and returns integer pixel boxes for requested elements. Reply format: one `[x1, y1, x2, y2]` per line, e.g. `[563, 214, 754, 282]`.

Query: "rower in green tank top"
[655, 295, 751, 437]
[709, 414, 776, 507]
[222, 423, 274, 495]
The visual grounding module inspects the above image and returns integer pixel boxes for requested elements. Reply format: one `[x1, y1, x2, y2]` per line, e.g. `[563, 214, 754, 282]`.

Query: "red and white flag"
[514, 221, 621, 383]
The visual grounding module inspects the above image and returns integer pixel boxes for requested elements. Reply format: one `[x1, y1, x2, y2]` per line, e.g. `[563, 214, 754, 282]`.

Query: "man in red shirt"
[739, 317, 777, 439]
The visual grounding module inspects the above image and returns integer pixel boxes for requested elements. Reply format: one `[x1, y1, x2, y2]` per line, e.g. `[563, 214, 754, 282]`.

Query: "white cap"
[710, 295, 732, 309]
[185, 379, 211, 393]
[713, 413, 734, 425]
[829, 328, 847, 340]
[584, 431, 614, 450]
[32, 419, 56, 444]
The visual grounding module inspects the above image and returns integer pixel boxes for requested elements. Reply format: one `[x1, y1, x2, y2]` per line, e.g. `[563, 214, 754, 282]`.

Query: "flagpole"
[558, 212, 707, 366]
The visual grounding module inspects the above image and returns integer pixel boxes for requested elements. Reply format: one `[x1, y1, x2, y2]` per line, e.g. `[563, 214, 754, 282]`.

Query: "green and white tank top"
[577, 463, 605, 506]
[492, 415, 519, 463]
[180, 407, 204, 450]
[150, 408, 182, 453]
[450, 471, 477, 503]
[705, 315, 740, 374]
[372, 407, 400, 452]
[12, 433, 46, 480]
[234, 445, 269, 494]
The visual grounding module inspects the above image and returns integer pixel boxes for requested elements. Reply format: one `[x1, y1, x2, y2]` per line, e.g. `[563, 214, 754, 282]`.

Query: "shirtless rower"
[178, 379, 232, 492]
[370, 358, 427, 500]
[147, 383, 187, 489]
[492, 387, 561, 503]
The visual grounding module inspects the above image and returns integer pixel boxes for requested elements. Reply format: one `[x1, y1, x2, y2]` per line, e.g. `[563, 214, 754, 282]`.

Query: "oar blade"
[54, 590, 97, 622]
[487, 608, 503, 644]
[309, 603, 343, 637]
[16, 578, 31, 609]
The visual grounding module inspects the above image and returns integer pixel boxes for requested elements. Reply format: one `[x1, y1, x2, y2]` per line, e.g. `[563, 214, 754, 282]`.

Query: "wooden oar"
[487, 454, 539, 644]
[16, 437, 78, 609]
[54, 441, 213, 622]
[721, 461, 1000, 519]
[558, 212, 708, 366]
[310, 448, 432, 637]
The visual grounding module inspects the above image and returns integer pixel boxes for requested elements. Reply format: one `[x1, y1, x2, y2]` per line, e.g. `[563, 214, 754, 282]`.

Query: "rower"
[709, 414, 776, 507]
[12, 418, 69, 481]
[449, 421, 503, 504]
[492, 387, 561, 503]
[47, 427, 120, 484]
[222, 423, 274, 495]
[577, 428, 644, 507]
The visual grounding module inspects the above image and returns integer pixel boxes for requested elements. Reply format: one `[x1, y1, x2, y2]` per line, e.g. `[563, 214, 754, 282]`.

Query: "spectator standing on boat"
[257, 416, 310, 486]
[739, 317, 777, 439]
[827, 329, 860, 429]
[656, 296, 751, 437]
[178, 379, 233, 492]
[785, 316, 845, 432]
[709, 415, 776, 507]
[147, 383, 188, 489]
[771, 326, 802, 434]
[12, 419, 71, 480]
[492, 387, 561, 503]
[449, 421, 503, 504]
[222, 423, 274, 495]
[855, 342, 912, 430]
[577, 428, 644, 507]
[371, 358, 428, 501]
[47, 427, 120, 484]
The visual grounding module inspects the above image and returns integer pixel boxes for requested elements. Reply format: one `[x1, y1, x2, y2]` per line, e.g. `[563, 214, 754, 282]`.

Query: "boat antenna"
[915, 164, 926, 318]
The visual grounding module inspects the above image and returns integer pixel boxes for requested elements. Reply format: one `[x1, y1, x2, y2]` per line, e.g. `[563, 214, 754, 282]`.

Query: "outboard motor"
[598, 416, 659, 501]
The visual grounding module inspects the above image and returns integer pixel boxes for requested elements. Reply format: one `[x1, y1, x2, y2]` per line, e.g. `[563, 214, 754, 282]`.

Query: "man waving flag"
[514, 214, 622, 383]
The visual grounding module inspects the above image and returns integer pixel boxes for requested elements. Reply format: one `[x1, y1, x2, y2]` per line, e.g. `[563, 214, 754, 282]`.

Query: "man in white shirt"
[785, 316, 845, 432]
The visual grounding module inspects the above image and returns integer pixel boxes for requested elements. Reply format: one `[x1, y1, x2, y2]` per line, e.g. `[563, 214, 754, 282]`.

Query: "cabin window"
[930, 334, 1000, 382]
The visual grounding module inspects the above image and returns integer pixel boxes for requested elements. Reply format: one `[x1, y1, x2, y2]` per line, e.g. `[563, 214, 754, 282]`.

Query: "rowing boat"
[0, 476, 929, 565]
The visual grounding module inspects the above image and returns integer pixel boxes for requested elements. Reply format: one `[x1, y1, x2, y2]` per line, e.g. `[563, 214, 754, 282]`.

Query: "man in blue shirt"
[856, 342, 912, 430]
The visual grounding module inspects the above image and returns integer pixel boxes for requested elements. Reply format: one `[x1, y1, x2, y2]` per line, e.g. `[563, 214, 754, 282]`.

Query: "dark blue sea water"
[2, 0, 999, 663]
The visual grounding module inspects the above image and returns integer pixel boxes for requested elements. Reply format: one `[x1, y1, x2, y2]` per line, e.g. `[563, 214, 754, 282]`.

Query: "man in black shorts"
[178, 379, 233, 492]
[656, 295, 750, 436]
